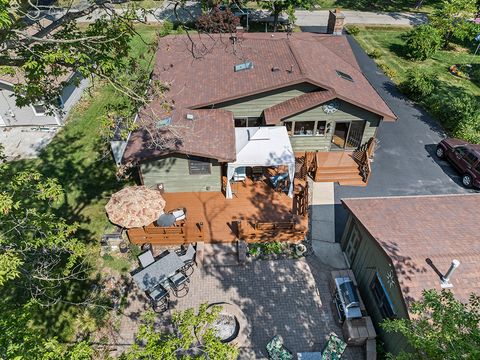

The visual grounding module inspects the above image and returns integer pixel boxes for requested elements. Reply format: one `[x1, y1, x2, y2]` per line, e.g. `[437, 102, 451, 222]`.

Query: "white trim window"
[284, 120, 327, 137]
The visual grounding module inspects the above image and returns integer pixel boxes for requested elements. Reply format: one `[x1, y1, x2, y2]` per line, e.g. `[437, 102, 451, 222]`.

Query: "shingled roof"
[342, 194, 480, 315]
[264, 90, 336, 125]
[122, 109, 235, 163]
[123, 32, 396, 164]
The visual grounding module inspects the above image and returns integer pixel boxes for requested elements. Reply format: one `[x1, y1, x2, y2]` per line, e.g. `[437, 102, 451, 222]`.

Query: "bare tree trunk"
[273, 10, 280, 32]
[414, 0, 425, 9]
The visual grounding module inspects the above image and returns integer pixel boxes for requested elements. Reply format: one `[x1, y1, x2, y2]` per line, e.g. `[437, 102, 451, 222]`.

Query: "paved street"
[295, 10, 426, 26]
[333, 36, 475, 241]
[41, 2, 427, 26]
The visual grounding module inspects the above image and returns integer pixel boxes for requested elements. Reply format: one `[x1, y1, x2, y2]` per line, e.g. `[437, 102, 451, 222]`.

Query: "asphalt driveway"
[334, 36, 476, 241]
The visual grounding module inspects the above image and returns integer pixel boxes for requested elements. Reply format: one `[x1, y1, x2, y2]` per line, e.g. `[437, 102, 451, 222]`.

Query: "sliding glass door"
[332, 120, 365, 149]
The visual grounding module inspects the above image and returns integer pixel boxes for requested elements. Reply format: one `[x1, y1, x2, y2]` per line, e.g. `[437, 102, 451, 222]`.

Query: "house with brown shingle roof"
[0, 19, 88, 128]
[120, 31, 395, 193]
[340, 194, 480, 355]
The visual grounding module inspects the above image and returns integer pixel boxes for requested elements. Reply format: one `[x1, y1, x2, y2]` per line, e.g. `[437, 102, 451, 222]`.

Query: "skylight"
[234, 61, 253, 72]
[336, 70, 354, 82]
[156, 117, 172, 128]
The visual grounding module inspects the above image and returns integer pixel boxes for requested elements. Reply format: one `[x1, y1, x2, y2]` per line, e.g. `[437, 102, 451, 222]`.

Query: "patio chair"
[321, 332, 347, 360]
[169, 272, 189, 298]
[138, 250, 155, 268]
[170, 208, 186, 222]
[147, 286, 169, 313]
[269, 173, 289, 191]
[179, 244, 196, 276]
[266, 335, 293, 360]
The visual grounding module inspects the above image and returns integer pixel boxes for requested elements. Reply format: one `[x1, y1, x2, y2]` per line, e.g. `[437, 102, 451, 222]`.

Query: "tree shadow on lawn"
[2, 127, 125, 339]
[388, 41, 409, 59]
[37, 132, 126, 242]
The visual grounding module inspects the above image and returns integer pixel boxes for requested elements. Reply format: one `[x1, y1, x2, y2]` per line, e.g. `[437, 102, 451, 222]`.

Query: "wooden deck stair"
[313, 152, 366, 187]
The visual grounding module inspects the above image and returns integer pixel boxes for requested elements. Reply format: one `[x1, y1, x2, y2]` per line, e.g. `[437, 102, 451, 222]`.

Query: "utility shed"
[340, 194, 480, 355]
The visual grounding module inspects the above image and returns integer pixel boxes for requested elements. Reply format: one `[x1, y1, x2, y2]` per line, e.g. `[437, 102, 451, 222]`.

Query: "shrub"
[159, 20, 174, 37]
[400, 67, 436, 101]
[196, 7, 240, 33]
[367, 49, 382, 59]
[452, 20, 480, 46]
[403, 24, 442, 60]
[345, 25, 360, 36]
[378, 62, 397, 79]
[442, 94, 480, 133]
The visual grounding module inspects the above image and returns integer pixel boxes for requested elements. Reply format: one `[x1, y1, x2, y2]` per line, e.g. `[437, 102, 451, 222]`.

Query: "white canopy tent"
[226, 126, 296, 199]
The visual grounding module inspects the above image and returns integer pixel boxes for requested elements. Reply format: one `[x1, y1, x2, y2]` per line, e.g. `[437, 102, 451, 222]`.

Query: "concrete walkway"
[310, 182, 347, 269]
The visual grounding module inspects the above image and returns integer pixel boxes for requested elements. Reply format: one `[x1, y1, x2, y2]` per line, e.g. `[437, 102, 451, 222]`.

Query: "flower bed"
[247, 241, 308, 260]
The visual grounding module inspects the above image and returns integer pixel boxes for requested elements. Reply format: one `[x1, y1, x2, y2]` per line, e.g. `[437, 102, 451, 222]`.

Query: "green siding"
[213, 83, 319, 117]
[340, 216, 410, 355]
[140, 155, 222, 192]
[282, 100, 381, 152]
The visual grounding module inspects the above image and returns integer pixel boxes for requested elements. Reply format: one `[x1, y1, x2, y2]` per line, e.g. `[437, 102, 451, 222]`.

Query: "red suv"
[436, 138, 480, 188]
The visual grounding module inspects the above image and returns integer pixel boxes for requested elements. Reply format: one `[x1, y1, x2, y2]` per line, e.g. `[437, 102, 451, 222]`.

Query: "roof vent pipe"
[441, 259, 460, 288]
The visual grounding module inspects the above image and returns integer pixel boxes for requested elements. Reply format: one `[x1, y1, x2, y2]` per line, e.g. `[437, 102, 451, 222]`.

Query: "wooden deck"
[156, 178, 308, 244]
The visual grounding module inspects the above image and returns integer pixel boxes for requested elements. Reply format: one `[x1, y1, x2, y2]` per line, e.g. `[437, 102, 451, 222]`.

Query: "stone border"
[209, 302, 250, 348]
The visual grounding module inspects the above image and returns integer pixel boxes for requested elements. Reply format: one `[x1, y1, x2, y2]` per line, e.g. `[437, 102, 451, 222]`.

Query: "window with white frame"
[284, 120, 327, 136]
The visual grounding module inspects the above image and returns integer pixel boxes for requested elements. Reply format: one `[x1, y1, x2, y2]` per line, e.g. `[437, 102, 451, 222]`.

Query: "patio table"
[156, 213, 176, 227]
[133, 251, 184, 292]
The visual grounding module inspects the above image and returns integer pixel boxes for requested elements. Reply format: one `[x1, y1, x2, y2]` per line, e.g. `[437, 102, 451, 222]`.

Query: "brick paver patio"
[168, 256, 365, 359]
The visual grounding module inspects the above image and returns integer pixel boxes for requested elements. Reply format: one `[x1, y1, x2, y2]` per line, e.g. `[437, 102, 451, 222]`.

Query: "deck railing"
[127, 222, 204, 245]
[295, 182, 309, 216]
[236, 218, 307, 243]
[353, 137, 376, 183]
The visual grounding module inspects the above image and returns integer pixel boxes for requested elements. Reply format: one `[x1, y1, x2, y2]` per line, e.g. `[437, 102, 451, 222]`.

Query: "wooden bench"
[237, 219, 306, 243]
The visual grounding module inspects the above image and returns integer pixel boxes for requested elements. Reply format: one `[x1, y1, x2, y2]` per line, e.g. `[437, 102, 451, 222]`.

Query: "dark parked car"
[436, 138, 480, 188]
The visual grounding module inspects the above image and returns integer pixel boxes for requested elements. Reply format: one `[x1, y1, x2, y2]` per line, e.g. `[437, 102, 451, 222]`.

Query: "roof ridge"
[285, 38, 306, 76]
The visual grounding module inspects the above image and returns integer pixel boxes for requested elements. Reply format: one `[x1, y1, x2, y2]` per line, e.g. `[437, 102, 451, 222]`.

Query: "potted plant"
[295, 243, 307, 257]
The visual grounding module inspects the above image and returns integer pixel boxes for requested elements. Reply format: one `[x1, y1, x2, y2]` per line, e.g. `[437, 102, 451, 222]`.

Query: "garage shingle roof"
[342, 194, 480, 315]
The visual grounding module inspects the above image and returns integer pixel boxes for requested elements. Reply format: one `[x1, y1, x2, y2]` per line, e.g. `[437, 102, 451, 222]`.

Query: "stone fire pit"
[208, 302, 249, 346]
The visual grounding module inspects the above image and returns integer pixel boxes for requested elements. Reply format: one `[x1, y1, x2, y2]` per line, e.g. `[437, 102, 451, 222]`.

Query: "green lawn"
[353, 26, 480, 98]
[3, 24, 161, 340]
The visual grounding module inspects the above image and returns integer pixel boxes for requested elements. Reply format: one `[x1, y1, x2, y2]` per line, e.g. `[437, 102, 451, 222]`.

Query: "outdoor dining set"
[132, 244, 196, 312]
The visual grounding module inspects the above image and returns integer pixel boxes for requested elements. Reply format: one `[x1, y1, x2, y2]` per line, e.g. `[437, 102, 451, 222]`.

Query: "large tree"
[121, 304, 239, 360]
[0, 158, 90, 303]
[429, 0, 478, 46]
[0, 0, 149, 109]
[382, 289, 480, 359]
[257, 0, 319, 32]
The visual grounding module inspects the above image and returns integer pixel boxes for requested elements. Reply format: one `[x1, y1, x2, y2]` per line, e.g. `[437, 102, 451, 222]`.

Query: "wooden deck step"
[339, 179, 368, 187]
[315, 172, 363, 183]
[316, 166, 360, 174]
